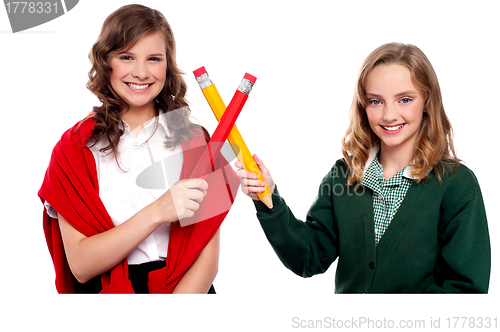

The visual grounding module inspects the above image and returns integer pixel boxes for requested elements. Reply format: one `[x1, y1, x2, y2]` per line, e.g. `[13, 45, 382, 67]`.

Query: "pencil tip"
[260, 194, 273, 210]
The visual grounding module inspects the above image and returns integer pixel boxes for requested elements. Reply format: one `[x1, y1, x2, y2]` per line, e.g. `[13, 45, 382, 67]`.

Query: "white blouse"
[45, 114, 183, 265]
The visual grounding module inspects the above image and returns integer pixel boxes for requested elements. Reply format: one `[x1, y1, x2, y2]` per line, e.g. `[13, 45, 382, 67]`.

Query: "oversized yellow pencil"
[194, 66, 273, 209]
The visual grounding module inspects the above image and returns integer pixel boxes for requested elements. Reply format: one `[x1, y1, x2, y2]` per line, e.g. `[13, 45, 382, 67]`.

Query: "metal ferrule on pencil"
[238, 78, 254, 95]
[195, 72, 213, 89]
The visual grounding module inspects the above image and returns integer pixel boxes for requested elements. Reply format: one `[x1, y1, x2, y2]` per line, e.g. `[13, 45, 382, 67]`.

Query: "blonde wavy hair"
[342, 42, 459, 185]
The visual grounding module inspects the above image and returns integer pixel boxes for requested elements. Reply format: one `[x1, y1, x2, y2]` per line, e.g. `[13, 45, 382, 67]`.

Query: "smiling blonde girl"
[237, 42, 490, 293]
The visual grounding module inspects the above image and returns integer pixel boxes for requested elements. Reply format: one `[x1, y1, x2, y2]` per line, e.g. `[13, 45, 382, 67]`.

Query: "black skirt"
[76, 261, 216, 294]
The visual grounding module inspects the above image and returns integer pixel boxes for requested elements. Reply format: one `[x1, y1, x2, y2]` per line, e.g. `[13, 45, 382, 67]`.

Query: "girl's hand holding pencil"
[235, 154, 275, 201]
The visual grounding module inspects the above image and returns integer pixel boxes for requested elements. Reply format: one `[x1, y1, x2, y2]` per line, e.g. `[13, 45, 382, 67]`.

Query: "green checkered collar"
[362, 155, 409, 194]
[362, 145, 423, 181]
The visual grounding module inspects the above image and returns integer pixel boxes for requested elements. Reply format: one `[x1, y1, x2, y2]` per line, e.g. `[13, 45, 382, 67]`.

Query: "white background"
[1, 0, 498, 331]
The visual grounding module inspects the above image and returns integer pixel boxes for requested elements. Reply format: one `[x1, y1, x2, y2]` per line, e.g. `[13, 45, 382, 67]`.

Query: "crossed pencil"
[193, 67, 273, 210]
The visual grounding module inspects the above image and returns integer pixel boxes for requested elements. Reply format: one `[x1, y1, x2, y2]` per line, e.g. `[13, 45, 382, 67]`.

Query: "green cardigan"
[254, 159, 490, 293]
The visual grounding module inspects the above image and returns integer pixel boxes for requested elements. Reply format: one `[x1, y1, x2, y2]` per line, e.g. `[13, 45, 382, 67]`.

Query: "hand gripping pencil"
[190, 72, 257, 180]
[194, 67, 273, 209]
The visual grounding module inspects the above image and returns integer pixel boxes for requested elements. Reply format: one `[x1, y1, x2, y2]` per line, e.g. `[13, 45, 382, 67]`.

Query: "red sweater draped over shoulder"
[38, 118, 239, 293]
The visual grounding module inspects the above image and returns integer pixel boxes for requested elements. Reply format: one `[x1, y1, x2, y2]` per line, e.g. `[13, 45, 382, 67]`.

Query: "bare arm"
[172, 228, 220, 294]
[58, 178, 208, 284]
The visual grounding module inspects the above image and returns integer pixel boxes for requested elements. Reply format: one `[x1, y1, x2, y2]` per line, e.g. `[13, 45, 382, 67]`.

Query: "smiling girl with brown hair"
[39, 4, 238, 294]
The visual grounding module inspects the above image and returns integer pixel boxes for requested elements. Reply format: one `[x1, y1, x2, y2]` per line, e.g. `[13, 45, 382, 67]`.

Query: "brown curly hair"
[85, 4, 194, 157]
[342, 43, 459, 185]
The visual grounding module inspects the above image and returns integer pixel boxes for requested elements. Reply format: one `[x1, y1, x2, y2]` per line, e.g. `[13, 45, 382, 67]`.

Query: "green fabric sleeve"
[425, 166, 491, 293]
[253, 168, 339, 278]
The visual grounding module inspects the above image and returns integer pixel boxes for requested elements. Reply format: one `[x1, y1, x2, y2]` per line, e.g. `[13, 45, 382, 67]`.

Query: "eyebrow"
[365, 90, 418, 98]
[117, 51, 166, 57]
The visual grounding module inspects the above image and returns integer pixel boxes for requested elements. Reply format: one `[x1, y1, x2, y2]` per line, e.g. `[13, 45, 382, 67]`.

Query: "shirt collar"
[363, 144, 417, 181]
[157, 111, 171, 137]
[120, 111, 172, 144]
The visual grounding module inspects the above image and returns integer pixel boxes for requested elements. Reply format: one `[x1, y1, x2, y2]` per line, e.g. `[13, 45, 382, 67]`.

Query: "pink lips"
[380, 123, 405, 135]
[125, 82, 154, 92]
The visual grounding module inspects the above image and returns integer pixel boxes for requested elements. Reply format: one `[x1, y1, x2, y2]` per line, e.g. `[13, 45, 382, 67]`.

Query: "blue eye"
[400, 97, 412, 104]
[369, 99, 382, 106]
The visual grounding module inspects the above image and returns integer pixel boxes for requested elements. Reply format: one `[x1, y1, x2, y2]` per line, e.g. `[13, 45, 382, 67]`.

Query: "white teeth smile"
[127, 83, 151, 90]
[382, 124, 404, 131]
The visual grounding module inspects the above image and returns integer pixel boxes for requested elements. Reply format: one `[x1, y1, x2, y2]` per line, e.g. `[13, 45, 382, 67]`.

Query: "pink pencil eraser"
[244, 73, 257, 83]
[193, 66, 207, 77]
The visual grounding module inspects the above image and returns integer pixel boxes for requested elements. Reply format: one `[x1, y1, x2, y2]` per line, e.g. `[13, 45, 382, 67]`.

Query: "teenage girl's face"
[107, 32, 167, 113]
[365, 64, 425, 153]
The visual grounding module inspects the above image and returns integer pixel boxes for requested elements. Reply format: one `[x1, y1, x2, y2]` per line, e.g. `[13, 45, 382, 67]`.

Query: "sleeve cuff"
[44, 200, 58, 219]
[253, 185, 286, 217]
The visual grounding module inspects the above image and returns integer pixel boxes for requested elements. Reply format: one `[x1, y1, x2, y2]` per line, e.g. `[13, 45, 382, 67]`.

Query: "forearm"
[58, 203, 160, 284]
[256, 185, 339, 278]
[256, 190, 317, 276]
[58, 178, 209, 284]
[172, 229, 220, 293]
